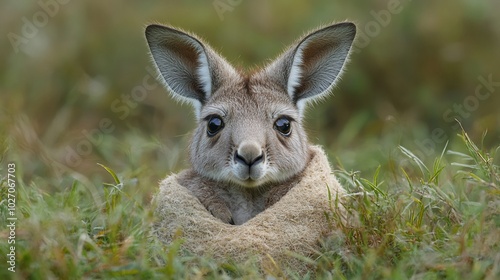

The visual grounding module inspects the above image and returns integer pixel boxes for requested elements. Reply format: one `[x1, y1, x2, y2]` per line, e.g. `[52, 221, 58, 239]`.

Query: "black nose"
[234, 151, 264, 166]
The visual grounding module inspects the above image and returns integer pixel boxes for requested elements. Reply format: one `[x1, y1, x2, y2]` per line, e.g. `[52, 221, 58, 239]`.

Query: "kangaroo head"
[146, 23, 355, 187]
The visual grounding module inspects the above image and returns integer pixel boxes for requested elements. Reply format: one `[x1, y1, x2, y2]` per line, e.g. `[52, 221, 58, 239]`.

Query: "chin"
[237, 179, 266, 188]
[232, 172, 289, 189]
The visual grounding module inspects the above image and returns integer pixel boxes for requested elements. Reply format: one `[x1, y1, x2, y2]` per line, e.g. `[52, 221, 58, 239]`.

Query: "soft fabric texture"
[152, 145, 346, 269]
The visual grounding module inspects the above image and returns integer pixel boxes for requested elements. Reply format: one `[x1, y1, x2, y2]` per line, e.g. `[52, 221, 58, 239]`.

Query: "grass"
[319, 132, 499, 279]
[0, 127, 499, 279]
[2, 1, 499, 278]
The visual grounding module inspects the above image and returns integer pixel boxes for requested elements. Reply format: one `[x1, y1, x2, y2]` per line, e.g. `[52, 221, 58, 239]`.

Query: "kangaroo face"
[190, 78, 309, 187]
[145, 22, 355, 189]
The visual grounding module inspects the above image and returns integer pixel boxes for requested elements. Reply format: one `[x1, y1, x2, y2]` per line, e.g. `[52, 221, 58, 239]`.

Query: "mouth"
[232, 171, 266, 187]
[231, 159, 268, 187]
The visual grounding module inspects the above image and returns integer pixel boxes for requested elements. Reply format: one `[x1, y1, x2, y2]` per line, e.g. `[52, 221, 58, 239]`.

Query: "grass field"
[1, 0, 499, 279]
[1, 125, 499, 279]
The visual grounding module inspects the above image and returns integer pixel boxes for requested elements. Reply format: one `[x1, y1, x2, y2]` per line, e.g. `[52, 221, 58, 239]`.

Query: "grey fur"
[145, 22, 356, 225]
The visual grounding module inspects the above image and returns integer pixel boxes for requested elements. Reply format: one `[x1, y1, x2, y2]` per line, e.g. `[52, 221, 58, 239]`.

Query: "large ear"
[145, 24, 236, 116]
[264, 22, 356, 112]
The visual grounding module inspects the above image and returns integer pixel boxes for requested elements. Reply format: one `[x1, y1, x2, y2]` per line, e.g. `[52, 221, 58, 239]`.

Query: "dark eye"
[207, 116, 224, 137]
[274, 117, 291, 136]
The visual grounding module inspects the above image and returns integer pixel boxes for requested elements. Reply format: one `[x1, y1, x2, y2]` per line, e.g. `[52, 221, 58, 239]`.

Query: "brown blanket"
[152, 145, 346, 270]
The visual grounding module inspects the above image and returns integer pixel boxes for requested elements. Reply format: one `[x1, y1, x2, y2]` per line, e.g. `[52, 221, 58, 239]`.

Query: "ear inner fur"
[265, 22, 356, 113]
[145, 24, 238, 117]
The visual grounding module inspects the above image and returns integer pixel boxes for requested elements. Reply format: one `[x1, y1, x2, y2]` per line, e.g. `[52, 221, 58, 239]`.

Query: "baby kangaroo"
[146, 22, 355, 225]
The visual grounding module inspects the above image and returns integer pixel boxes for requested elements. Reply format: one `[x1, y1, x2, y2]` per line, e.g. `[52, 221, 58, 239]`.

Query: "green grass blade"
[97, 163, 121, 185]
[399, 145, 430, 177]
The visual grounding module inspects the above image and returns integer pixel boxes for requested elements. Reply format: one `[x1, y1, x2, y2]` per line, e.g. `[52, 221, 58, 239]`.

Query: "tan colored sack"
[152, 145, 345, 269]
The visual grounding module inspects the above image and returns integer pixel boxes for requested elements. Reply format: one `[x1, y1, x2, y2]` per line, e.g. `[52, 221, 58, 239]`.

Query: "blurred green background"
[1, 0, 499, 190]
